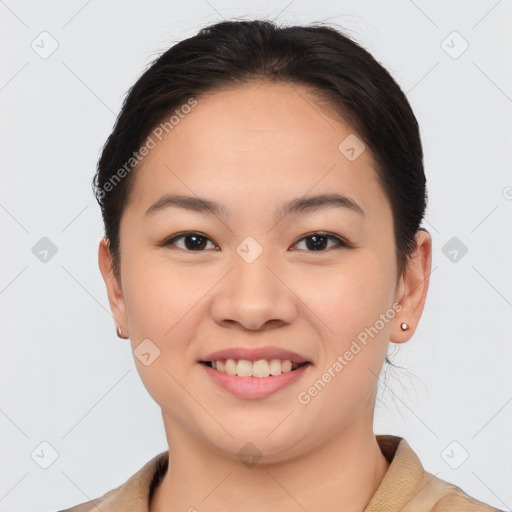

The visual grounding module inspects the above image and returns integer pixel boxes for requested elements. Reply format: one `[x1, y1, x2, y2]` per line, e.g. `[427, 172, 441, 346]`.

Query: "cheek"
[121, 256, 208, 413]
[295, 259, 394, 424]
[297, 251, 395, 362]
[305, 251, 394, 316]
[121, 249, 204, 335]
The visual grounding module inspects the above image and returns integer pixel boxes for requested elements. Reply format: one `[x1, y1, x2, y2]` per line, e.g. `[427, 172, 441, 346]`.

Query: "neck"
[150, 415, 390, 512]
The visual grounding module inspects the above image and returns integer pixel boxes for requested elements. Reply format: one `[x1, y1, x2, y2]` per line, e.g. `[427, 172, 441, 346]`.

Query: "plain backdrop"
[0, 1, 511, 511]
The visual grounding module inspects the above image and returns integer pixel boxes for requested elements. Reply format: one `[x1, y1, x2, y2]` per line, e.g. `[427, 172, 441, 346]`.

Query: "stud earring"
[400, 322, 410, 331]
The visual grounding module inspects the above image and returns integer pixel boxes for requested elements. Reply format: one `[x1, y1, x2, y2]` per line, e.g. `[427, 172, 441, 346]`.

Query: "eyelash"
[161, 231, 350, 252]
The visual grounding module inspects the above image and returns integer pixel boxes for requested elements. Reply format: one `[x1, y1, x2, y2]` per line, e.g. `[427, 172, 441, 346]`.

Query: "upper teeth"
[211, 358, 301, 378]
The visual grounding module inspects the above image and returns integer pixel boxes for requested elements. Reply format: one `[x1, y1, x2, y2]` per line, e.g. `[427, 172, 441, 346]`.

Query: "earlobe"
[98, 237, 128, 335]
[391, 229, 432, 344]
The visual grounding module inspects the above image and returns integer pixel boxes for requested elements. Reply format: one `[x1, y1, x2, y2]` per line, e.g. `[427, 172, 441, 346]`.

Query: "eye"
[162, 231, 218, 251]
[161, 231, 350, 252]
[290, 232, 349, 252]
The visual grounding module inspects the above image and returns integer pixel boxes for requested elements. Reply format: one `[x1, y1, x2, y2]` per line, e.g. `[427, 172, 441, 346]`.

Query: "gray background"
[1, 1, 511, 511]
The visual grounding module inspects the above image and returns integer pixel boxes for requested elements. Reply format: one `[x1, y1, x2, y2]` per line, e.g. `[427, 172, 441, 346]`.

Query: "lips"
[199, 346, 311, 364]
[200, 359, 311, 399]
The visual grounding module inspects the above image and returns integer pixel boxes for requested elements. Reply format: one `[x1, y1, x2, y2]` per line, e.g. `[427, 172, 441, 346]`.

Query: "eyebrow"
[144, 193, 365, 220]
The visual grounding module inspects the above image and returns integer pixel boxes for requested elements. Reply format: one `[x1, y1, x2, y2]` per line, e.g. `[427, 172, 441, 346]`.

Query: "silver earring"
[400, 322, 410, 331]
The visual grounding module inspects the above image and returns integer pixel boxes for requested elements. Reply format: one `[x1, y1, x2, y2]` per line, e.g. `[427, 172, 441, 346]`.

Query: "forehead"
[126, 82, 389, 221]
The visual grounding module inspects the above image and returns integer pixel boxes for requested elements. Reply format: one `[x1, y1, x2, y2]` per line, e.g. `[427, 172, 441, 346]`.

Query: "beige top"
[58, 435, 502, 512]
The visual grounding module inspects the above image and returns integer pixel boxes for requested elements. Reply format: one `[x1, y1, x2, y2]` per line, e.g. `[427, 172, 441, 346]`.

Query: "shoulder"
[56, 485, 120, 512]
[369, 435, 503, 512]
[56, 450, 169, 512]
[430, 472, 504, 511]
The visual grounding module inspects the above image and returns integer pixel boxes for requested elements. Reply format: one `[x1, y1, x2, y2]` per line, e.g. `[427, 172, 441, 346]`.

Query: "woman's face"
[100, 82, 430, 461]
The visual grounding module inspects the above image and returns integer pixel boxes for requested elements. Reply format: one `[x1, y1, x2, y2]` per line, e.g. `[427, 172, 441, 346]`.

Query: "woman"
[59, 19, 501, 512]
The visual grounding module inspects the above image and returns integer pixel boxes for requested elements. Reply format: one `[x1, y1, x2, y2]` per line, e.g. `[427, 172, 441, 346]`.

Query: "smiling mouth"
[200, 359, 311, 378]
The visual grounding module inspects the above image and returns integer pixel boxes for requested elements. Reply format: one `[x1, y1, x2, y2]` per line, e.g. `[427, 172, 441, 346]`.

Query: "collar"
[65, 435, 497, 511]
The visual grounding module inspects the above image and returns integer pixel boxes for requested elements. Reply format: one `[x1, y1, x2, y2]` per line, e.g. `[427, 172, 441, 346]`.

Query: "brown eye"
[291, 232, 348, 252]
[163, 232, 217, 251]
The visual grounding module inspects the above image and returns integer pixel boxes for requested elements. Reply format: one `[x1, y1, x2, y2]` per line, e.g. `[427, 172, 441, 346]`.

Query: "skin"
[99, 82, 432, 512]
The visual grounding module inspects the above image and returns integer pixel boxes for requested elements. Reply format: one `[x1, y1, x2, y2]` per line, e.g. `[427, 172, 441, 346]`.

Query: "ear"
[98, 237, 129, 336]
[391, 229, 432, 343]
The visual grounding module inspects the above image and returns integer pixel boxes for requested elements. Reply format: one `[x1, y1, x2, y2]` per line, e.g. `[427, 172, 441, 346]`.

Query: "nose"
[210, 250, 298, 332]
